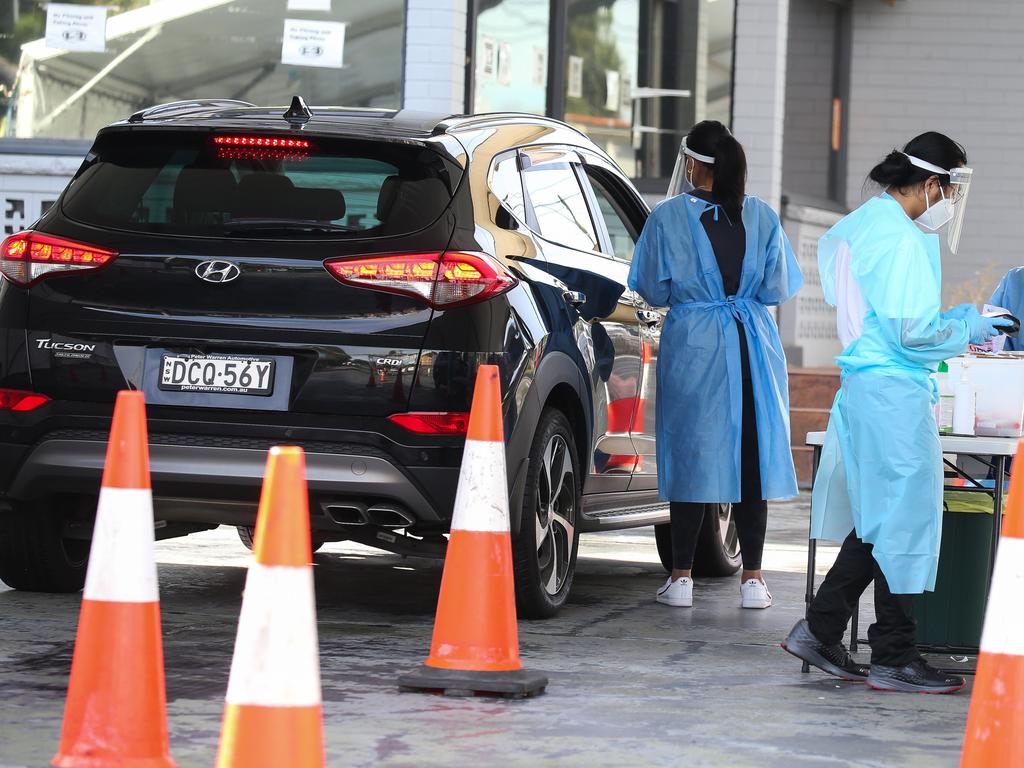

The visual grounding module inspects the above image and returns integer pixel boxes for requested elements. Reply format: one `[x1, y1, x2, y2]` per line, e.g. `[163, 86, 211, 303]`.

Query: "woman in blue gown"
[782, 132, 1010, 693]
[628, 121, 802, 610]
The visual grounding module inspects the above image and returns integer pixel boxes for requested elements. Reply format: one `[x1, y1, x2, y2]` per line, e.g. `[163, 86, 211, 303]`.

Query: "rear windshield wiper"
[222, 218, 357, 234]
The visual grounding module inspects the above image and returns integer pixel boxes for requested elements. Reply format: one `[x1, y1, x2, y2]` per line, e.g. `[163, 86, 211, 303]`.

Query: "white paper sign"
[46, 4, 107, 53]
[479, 37, 496, 80]
[533, 47, 546, 87]
[497, 43, 512, 86]
[281, 19, 346, 69]
[605, 70, 620, 112]
[568, 55, 584, 99]
[288, 0, 332, 10]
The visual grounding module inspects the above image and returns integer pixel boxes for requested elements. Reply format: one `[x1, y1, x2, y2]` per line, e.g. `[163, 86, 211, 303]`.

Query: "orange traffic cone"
[53, 391, 174, 768]
[399, 364, 547, 697]
[962, 443, 1024, 766]
[216, 446, 325, 768]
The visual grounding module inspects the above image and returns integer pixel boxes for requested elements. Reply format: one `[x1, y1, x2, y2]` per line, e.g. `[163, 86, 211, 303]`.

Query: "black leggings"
[669, 331, 766, 571]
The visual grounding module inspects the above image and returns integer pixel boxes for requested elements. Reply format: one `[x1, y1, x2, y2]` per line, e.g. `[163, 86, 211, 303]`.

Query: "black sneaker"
[781, 619, 870, 681]
[866, 659, 966, 694]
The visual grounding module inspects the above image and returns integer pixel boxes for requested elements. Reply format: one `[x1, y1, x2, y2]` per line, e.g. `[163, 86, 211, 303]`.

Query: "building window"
[1, 0, 406, 140]
[634, 0, 736, 185]
[472, 0, 550, 115]
[562, 0, 639, 177]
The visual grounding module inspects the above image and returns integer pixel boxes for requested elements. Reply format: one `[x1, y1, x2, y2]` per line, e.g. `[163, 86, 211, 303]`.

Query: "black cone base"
[399, 665, 548, 698]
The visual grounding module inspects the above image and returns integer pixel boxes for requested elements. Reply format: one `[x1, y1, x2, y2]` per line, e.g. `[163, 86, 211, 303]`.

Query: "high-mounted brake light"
[323, 251, 517, 309]
[212, 134, 312, 162]
[0, 388, 50, 412]
[0, 231, 117, 287]
[388, 412, 469, 435]
[213, 135, 311, 148]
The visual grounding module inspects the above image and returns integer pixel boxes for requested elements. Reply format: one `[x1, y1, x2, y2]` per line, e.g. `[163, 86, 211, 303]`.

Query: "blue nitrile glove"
[943, 303, 977, 321]
[967, 313, 1015, 344]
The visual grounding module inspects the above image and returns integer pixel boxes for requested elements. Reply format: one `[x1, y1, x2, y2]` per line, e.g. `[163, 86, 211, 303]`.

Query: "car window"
[521, 160, 600, 253]
[488, 152, 528, 224]
[62, 130, 462, 240]
[585, 170, 639, 262]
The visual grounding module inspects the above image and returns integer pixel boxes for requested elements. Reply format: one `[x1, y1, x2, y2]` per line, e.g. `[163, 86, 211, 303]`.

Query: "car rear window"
[61, 129, 462, 239]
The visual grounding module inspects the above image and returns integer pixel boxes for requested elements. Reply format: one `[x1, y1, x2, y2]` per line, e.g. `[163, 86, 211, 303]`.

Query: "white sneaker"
[740, 578, 773, 609]
[656, 576, 693, 607]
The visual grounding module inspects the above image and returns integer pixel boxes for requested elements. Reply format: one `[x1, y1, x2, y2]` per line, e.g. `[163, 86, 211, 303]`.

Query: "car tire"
[692, 503, 742, 577]
[0, 499, 90, 592]
[654, 505, 742, 577]
[236, 525, 326, 553]
[512, 408, 581, 619]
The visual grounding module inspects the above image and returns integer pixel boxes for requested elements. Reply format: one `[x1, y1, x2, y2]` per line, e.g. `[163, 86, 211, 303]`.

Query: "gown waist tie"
[672, 297, 759, 323]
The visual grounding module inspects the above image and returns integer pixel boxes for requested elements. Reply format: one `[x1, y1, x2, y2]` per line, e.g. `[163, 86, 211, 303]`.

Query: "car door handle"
[563, 291, 587, 308]
[636, 309, 662, 327]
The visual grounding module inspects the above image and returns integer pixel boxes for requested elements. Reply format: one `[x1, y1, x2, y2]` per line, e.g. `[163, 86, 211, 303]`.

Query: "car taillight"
[324, 251, 517, 309]
[388, 412, 470, 434]
[0, 231, 117, 287]
[0, 389, 50, 411]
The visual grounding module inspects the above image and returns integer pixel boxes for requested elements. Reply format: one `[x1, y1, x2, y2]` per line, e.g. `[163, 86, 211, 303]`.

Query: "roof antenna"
[284, 96, 312, 126]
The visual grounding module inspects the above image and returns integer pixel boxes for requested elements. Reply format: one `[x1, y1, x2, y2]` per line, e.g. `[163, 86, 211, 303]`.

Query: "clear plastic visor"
[947, 165, 972, 254]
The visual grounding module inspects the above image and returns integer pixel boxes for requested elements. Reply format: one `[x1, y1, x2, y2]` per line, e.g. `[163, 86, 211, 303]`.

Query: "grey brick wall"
[732, 0, 790, 210]
[403, 0, 468, 113]
[845, 0, 1024, 300]
[782, 0, 836, 202]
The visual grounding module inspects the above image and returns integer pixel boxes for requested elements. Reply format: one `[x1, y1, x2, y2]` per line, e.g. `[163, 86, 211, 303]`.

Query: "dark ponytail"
[685, 120, 746, 219]
[867, 131, 967, 190]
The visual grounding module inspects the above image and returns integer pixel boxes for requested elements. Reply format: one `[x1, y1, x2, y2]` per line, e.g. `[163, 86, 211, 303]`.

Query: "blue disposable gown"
[811, 193, 971, 594]
[627, 194, 803, 503]
[989, 268, 1024, 352]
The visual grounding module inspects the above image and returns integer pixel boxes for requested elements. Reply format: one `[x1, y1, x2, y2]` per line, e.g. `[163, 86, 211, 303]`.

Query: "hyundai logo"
[195, 260, 241, 284]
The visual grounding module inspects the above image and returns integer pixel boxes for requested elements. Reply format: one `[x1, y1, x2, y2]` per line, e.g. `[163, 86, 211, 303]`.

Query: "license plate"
[159, 354, 275, 396]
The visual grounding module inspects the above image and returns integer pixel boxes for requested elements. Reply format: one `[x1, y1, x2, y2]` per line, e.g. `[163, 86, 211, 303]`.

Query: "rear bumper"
[5, 436, 457, 529]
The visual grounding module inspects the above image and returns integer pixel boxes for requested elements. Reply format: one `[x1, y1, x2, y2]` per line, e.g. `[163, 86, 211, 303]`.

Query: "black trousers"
[806, 530, 920, 667]
[669, 327, 766, 571]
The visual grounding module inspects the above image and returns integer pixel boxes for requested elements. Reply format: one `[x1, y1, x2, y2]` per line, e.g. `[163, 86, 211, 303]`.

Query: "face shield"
[946, 165, 973, 254]
[903, 153, 974, 253]
[666, 138, 715, 198]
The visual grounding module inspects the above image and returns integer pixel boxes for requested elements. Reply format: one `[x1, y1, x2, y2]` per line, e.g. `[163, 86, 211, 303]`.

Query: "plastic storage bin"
[913, 490, 996, 649]
[946, 354, 1024, 437]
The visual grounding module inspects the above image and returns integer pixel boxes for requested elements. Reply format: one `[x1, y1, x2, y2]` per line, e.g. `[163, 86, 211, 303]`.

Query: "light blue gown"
[989, 268, 1024, 352]
[811, 193, 971, 594]
[627, 194, 803, 503]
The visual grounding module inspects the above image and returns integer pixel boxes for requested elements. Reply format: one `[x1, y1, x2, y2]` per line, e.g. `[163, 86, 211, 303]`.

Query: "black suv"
[0, 100, 740, 616]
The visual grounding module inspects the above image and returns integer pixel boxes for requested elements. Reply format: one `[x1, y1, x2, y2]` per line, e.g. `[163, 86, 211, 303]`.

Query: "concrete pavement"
[0, 497, 970, 767]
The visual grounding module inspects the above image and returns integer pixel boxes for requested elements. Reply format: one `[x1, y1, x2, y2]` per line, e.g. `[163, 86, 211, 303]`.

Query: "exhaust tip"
[324, 503, 367, 526]
[365, 504, 415, 529]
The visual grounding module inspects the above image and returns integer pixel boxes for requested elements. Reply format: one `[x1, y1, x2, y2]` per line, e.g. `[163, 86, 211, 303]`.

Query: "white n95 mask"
[916, 186, 954, 231]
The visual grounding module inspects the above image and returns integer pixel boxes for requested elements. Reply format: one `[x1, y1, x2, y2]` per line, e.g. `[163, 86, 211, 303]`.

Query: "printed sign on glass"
[568, 56, 584, 99]
[281, 19, 346, 69]
[605, 71, 621, 112]
[533, 47, 547, 87]
[45, 3, 107, 53]
[497, 43, 512, 86]
[479, 37, 496, 80]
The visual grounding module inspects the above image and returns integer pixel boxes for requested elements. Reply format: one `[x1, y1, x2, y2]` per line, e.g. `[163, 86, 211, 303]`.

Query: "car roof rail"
[433, 112, 590, 140]
[127, 99, 257, 124]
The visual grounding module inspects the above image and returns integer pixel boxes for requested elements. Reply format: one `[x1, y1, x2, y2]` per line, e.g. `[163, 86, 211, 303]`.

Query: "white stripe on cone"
[83, 487, 159, 603]
[225, 564, 322, 708]
[449, 438, 509, 533]
[979, 537, 1024, 656]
